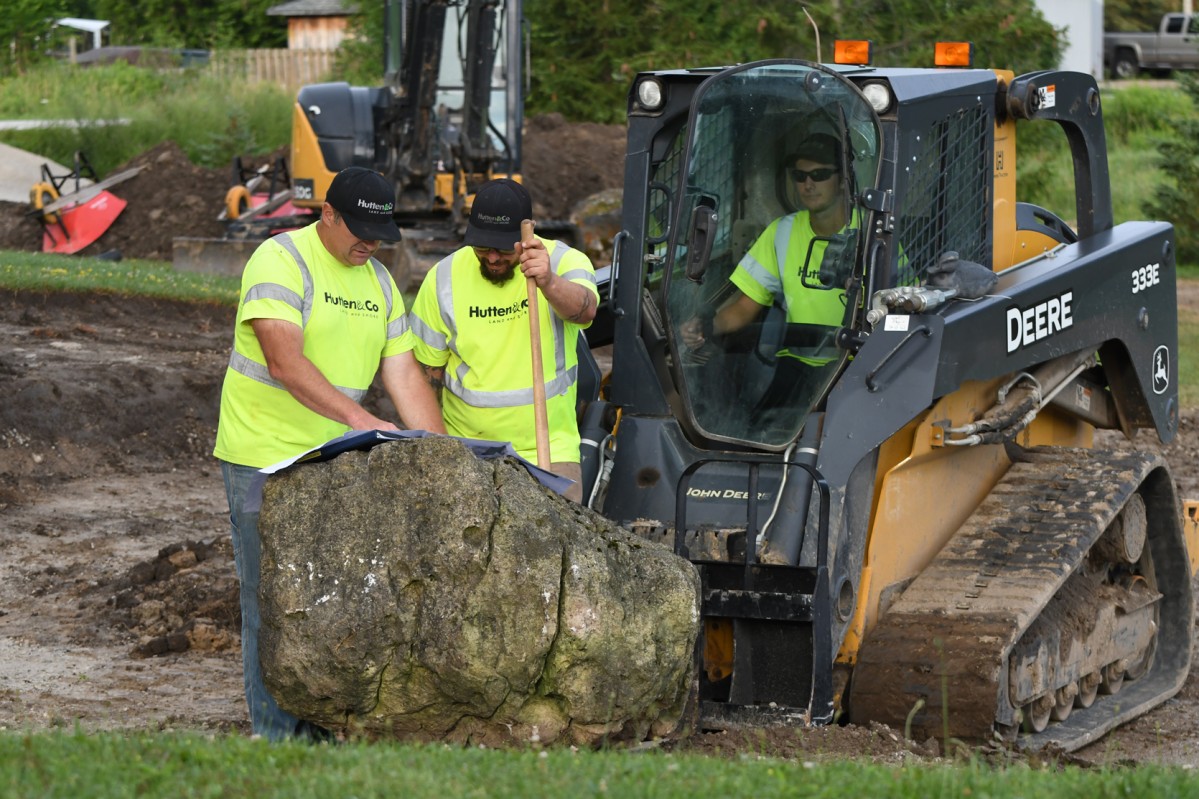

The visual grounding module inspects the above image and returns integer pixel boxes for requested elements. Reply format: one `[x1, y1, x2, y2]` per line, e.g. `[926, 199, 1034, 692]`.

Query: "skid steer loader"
[578, 45, 1198, 751]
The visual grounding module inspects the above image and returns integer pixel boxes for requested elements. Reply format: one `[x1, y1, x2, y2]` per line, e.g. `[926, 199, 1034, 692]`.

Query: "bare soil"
[2, 130, 1199, 765]
[0, 113, 628, 261]
[3, 287, 1199, 765]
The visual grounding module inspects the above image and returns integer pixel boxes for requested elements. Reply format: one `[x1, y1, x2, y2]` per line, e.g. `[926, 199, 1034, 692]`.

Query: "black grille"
[895, 104, 991, 286]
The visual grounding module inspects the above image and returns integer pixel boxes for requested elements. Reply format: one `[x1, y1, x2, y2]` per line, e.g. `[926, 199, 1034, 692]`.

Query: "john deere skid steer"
[578, 47, 1197, 751]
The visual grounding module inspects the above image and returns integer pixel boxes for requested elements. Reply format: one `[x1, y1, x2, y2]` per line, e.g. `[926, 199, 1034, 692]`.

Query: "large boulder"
[257, 436, 700, 746]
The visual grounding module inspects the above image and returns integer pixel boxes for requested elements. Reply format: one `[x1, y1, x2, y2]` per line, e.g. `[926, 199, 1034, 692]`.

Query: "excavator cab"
[590, 52, 1195, 751]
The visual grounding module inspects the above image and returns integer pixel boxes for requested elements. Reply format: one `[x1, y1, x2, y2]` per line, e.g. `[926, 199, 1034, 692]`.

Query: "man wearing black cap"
[410, 178, 598, 502]
[214, 166, 445, 740]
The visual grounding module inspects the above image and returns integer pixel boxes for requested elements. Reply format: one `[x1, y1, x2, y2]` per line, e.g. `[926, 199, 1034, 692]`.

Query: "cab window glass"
[662, 63, 881, 447]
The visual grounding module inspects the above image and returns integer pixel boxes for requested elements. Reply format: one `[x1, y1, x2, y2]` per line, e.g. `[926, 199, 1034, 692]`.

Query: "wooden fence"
[208, 49, 336, 93]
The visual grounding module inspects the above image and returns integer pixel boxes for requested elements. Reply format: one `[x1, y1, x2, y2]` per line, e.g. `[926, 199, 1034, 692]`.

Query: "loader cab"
[653, 62, 883, 449]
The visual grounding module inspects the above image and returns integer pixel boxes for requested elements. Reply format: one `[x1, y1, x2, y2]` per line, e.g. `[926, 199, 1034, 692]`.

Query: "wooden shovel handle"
[523, 219, 551, 470]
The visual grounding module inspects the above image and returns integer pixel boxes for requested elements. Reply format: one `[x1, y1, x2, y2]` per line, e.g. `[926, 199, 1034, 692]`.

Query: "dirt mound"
[77, 142, 231, 261]
[103, 537, 240, 658]
[0, 290, 232, 506]
[0, 117, 627, 261]
[522, 113, 627, 221]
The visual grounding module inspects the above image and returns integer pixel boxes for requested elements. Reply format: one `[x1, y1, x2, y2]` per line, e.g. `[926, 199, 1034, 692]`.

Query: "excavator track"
[851, 446, 1193, 752]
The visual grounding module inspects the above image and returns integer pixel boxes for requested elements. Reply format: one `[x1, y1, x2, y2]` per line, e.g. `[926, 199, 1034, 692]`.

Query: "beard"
[478, 259, 517, 285]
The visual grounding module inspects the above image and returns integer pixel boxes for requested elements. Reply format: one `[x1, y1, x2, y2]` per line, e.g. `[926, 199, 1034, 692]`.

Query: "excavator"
[576, 43, 1198, 751]
[174, 0, 527, 281]
[286, 0, 523, 239]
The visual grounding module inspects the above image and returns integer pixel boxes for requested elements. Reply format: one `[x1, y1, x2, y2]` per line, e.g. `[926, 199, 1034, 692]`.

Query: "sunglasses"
[472, 245, 516, 256]
[790, 167, 838, 184]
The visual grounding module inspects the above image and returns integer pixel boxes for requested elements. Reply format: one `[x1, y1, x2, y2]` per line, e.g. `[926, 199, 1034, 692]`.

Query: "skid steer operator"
[213, 166, 445, 741]
[410, 178, 599, 502]
[680, 134, 850, 409]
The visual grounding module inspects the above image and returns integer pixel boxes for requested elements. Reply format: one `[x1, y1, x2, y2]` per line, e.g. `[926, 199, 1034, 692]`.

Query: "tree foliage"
[1, 0, 91, 74]
[832, 0, 1062, 72]
[1104, 0, 1177, 33]
[524, 0, 1064, 122]
[1144, 74, 1199, 265]
[5, 0, 1066, 121]
[90, 0, 286, 49]
[331, 1, 385, 85]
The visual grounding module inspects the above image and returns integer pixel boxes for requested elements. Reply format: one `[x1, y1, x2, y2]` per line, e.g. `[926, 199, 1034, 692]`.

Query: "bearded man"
[410, 178, 598, 501]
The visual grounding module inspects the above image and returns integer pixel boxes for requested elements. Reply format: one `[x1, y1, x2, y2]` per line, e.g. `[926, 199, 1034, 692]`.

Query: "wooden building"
[266, 0, 359, 51]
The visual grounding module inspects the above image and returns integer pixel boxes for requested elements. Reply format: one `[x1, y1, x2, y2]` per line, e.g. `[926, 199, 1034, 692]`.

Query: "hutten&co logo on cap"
[357, 198, 394, 213]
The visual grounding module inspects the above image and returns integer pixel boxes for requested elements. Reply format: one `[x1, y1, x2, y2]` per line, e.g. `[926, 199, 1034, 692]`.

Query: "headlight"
[636, 79, 664, 111]
[861, 82, 893, 115]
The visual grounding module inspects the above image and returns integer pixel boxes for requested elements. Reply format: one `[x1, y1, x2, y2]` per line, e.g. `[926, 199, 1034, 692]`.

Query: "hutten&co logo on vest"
[468, 298, 527, 320]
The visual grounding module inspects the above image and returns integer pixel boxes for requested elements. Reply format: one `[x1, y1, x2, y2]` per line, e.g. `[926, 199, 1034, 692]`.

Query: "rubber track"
[851, 446, 1188, 752]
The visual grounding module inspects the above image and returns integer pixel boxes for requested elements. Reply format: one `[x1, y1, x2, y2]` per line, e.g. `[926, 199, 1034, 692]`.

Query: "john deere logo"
[1153, 345, 1170, 395]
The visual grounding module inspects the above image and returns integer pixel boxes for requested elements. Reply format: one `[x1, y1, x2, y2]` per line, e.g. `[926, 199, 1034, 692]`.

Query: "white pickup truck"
[1105, 13, 1199, 79]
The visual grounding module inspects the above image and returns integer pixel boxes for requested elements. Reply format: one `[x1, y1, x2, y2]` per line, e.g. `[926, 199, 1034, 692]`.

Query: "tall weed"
[1144, 74, 1199, 266]
[1101, 84, 1190, 144]
[1017, 83, 1182, 231]
[0, 62, 292, 174]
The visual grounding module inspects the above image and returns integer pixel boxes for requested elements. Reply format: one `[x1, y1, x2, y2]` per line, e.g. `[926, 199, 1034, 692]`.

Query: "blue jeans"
[220, 460, 301, 741]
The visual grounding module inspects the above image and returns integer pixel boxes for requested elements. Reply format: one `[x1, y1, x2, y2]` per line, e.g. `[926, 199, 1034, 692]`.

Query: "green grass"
[0, 729, 1194, 799]
[1180, 303, 1199, 409]
[0, 250, 238, 306]
[1016, 84, 1189, 228]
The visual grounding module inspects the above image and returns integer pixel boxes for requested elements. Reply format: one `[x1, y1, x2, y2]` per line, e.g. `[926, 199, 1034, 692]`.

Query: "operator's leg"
[551, 461, 583, 503]
[753, 356, 812, 412]
[221, 460, 301, 741]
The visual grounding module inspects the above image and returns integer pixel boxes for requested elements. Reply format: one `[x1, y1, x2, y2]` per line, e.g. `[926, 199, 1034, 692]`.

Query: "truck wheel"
[1113, 51, 1138, 80]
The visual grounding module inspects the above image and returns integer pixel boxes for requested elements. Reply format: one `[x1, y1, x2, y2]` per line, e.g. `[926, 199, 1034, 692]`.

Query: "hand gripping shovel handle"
[523, 219, 552, 470]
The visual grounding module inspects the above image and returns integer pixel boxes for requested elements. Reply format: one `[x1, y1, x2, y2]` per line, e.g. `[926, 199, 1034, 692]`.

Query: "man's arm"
[517, 237, 597, 324]
[380, 352, 447, 433]
[252, 318, 399, 432]
[420, 363, 445, 402]
[713, 291, 766, 335]
[679, 290, 766, 349]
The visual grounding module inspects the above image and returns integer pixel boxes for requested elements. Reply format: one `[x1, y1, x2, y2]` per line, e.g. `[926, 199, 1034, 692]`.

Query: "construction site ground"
[2, 125, 1199, 766]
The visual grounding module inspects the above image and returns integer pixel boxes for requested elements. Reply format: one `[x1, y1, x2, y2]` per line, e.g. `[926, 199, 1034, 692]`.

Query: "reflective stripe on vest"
[434, 241, 581, 409]
[227, 230, 393, 402]
[227, 350, 370, 403]
[747, 214, 839, 363]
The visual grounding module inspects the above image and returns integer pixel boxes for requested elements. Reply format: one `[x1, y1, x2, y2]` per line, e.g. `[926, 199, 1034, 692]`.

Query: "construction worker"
[213, 166, 445, 741]
[681, 133, 853, 409]
[410, 178, 598, 502]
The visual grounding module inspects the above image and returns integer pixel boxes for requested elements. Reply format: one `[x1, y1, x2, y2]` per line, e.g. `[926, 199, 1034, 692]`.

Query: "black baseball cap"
[325, 167, 402, 242]
[465, 178, 532, 250]
[791, 134, 840, 166]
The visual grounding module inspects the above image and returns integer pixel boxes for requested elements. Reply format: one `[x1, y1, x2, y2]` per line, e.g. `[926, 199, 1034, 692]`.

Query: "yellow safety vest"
[731, 212, 850, 365]
[213, 223, 414, 468]
[410, 238, 598, 463]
